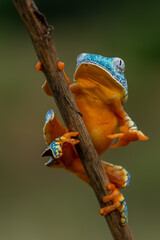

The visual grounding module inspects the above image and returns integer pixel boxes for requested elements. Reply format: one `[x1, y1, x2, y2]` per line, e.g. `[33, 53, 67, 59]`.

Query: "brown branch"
[12, 1, 134, 239]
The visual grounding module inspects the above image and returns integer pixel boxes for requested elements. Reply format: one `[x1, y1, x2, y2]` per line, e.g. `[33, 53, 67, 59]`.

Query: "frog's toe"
[110, 140, 126, 149]
[111, 164, 130, 188]
[62, 132, 80, 145]
[108, 134, 129, 148]
[120, 167, 130, 188]
[108, 130, 148, 149]
[136, 131, 149, 141]
[57, 61, 70, 84]
[99, 183, 128, 225]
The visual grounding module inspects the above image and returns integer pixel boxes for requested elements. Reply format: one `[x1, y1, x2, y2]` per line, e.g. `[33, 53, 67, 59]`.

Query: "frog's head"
[74, 53, 128, 104]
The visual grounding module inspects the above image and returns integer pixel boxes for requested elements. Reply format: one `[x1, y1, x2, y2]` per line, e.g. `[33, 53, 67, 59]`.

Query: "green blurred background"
[0, 0, 159, 239]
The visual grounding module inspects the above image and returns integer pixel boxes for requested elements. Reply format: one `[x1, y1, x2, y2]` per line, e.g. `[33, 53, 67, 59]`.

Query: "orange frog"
[36, 53, 148, 225]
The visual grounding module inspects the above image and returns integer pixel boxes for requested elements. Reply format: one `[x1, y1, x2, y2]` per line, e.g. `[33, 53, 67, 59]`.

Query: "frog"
[36, 53, 148, 225]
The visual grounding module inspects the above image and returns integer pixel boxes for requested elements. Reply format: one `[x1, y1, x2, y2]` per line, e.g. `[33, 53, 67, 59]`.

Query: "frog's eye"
[113, 58, 125, 73]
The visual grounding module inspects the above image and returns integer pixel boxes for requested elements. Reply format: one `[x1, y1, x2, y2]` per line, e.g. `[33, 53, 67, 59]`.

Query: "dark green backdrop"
[0, 0, 159, 239]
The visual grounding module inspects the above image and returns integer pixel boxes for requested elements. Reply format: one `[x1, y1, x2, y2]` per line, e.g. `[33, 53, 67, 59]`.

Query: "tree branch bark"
[12, 1, 134, 239]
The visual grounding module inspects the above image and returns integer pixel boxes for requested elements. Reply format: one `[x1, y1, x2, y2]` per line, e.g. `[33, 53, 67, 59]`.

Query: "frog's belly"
[77, 101, 118, 155]
[89, 125, 116, 155]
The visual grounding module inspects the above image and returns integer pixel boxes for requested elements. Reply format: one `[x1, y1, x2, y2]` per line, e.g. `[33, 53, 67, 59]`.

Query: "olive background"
[0, 0, 160, 239]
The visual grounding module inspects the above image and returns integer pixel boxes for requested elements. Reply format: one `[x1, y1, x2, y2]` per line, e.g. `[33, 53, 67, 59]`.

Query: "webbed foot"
[42, 132, 79, 166]
[99, 183, 128, 225]
[108, 126, 148, 149]
[102, 162, 130, 188]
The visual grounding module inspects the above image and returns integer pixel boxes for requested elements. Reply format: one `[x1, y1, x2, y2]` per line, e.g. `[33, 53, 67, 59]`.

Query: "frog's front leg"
[108, 125, 148, 149]
[108, 101, 148, 148]
[99, 183, 128, 225]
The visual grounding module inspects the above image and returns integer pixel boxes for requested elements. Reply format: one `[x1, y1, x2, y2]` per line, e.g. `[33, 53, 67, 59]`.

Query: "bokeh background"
[1, 0, 160, 239]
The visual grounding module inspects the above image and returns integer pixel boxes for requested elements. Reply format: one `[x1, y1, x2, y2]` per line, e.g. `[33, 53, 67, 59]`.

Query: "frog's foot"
[42, 132, 79, 166]
[59, 132, 80, 145]
[102, 162, 130, 188]
[57, 61, 70, 84]
[99, 183, 128, 225]
[108, 126, 148, 149]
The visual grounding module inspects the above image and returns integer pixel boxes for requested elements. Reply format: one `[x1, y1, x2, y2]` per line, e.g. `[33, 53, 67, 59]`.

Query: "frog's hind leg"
[102, 161, 130, 188]
[100, 162, 129, 225]
[43, 109, 68, 145]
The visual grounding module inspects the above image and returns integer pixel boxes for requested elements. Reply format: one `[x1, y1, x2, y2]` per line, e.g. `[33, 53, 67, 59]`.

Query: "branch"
[12, 1, 134, 239]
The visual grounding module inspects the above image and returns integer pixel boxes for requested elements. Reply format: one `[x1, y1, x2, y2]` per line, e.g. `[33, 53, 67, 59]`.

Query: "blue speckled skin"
[42, 137, 63, 167]
[75, 53, 128, 98]
[119, 197, 128, 225]
[45, 109, 54, 124]
[125, 170, 131, 187]
[45, 137, 63, 159]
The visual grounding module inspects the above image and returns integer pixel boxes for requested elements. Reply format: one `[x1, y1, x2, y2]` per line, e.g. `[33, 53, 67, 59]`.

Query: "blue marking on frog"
[45, 109, 54, 124]
[76, 53, 128, 96]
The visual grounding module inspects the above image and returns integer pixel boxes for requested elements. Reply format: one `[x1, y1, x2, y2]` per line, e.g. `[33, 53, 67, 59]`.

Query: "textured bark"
[12, 1, 134, 239]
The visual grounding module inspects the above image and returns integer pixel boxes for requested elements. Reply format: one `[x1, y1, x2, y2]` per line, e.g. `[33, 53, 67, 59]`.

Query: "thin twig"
[12, 1, 134, 239]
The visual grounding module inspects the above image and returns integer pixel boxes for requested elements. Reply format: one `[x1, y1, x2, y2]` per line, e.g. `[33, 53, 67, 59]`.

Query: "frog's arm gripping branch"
[108, 113, 148, 149]
[106, 100, 148, 149]
[12, 1, 134, 239]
